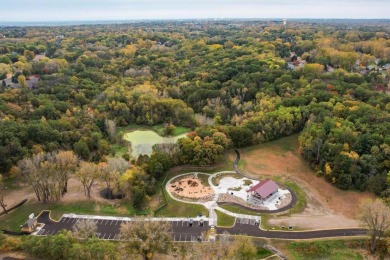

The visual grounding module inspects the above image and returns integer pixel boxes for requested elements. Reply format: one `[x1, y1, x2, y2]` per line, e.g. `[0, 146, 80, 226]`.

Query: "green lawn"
[154, 190, 208, 217]
[260, 177, 307, 217]
[197, 173, 211, 186]
[111, 143, 129, 157]
[287, 239, 365, 260]
[256, 247, 275, 259]
[0, 200, 150, 232]
[219, 204, 262, 216]
[215, 209, 236, 227]
[241, 134, 297, 153]
[278, 180, 307, 215]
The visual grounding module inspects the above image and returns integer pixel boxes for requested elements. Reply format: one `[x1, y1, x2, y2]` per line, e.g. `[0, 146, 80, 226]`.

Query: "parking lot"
[36, 212, 210, 241]
[35, 211, 367, 241]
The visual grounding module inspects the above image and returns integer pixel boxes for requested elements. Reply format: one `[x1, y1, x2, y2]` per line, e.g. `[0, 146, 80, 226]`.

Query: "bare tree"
[0, 174, 7, 214]
[72, 219, 97, 240]
[105, 119, 117, 142]
[185, 232, 257, 260]
[100, 157, 129, 199]
[120, 218, 172, 260]
[358, 198, 390, 253]
[17, 151, 78, 203]
[17, 153, 46, 202]
[75, 161, 101, 198]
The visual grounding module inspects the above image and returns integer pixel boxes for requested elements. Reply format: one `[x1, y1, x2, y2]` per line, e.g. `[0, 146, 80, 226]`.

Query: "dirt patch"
[168, 177, 214, 199]
[2, 177, 118, 210]
[268, 214, 361, 230]
[234, 135, 375, 229]
[61, 178, 117, 204]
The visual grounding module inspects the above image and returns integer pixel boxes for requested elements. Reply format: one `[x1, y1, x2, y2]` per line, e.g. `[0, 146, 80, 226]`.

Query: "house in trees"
[247, 179, 278, 202]
[26, 75, 39, 89]
[374, 85, 390, 95]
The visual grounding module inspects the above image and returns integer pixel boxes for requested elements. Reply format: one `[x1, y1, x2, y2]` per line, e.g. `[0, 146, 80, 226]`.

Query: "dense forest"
[0, 20, 389, 204]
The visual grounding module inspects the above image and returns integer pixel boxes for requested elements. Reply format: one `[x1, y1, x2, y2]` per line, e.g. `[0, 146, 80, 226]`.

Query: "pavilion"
[247, 179, 278, 202]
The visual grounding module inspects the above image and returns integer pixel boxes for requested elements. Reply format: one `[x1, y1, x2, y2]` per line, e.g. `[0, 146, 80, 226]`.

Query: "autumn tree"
[123, 167, 157, 209]
[358, 199, 390, 253]
[120, 219, 172, 260]
[17, 75, 27, 88]
[302, 63, 323, 78]
[162, 122, 176, 136]
[55, 151, 78, 193]
[72, 219, 97, 240]
[186, 233, 257, 259]
[361, 54, 375, 68]
[75, 161, 100, 198]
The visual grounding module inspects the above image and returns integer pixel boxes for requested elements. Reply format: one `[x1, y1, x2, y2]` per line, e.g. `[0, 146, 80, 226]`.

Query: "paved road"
[36, 211, 367, 241]
[217, 217, 367, 239]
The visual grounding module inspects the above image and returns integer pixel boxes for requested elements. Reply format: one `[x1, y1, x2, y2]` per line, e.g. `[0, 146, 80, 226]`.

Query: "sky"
[2, 0, 389, 22]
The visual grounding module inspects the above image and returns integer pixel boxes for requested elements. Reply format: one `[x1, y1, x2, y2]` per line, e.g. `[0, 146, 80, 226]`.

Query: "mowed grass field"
[215, 209, 236, 227]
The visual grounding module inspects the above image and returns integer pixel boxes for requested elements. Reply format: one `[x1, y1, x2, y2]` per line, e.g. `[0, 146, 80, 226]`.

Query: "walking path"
[165, 171, 262, 225]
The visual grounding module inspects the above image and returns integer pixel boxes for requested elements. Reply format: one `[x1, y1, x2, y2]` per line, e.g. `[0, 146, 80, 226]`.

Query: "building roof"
[247, 179, 278, 199]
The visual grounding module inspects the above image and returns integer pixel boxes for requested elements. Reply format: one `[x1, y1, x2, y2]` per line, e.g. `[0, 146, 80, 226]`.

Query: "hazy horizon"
[1, 0, 389, 22]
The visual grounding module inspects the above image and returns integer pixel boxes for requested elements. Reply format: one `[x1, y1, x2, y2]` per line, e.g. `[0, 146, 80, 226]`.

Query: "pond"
[123, 130, 187, 158]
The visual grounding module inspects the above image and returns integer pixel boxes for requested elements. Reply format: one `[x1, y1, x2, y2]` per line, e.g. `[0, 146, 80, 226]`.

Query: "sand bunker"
[169, 177, 214, 199]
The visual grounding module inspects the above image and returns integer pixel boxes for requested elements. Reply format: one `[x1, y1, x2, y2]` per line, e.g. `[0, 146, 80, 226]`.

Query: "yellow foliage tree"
[325, 163, 332, 175]
[17, 75, 27, 88]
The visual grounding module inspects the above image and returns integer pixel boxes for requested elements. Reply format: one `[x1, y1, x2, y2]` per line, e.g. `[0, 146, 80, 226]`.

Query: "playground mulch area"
[168, 177, 214, 199]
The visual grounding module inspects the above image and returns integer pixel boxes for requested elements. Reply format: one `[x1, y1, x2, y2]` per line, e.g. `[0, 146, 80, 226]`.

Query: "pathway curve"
[233, 149, 298, 213]
[165, 172, 263, 224]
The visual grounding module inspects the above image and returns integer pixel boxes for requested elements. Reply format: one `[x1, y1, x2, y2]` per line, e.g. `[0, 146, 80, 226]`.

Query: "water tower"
[283, 19, 287, 26]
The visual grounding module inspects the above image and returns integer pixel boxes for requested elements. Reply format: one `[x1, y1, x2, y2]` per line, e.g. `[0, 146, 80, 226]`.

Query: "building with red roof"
[247, 179, 278, 201]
